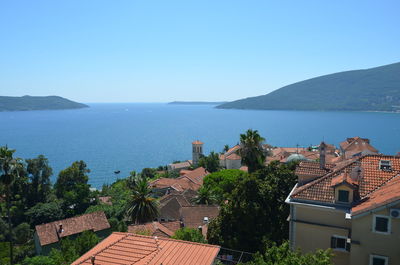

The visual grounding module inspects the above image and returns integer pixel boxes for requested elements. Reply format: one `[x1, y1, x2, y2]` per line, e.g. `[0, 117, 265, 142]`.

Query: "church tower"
[192, 140, 204, 165]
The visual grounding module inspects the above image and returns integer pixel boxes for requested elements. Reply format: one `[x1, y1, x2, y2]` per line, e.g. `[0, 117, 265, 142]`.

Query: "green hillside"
[217, 62, 400, 112]
[0, 95, 88, 111]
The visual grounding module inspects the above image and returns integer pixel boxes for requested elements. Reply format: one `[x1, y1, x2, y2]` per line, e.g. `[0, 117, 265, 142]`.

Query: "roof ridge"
[35, 211, 105, 229]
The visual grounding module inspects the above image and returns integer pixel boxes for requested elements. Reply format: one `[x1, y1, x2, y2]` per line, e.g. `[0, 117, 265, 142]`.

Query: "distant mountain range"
[217, 62, 400, 112]
[0, 96, 88, 111]
[169, 101, 227, 105]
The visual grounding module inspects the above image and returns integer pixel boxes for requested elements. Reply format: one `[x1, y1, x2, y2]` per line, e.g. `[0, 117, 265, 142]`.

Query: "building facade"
[286, 155, 400, 265]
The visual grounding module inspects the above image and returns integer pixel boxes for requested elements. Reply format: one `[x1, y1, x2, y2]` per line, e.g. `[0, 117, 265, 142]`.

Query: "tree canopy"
[239, 129, 266, 173]
[207, 161, 297, 253]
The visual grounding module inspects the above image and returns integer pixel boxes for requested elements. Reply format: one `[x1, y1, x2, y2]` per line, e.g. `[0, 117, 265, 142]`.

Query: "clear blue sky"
[1, 0, 399, 103]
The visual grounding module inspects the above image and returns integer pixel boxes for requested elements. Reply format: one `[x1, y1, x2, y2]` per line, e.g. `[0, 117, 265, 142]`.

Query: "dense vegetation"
[217, 62, 400, 112]
[0, 96, 88, 111]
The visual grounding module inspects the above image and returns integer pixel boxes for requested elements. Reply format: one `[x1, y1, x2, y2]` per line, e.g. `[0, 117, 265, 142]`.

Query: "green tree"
[25, 201, 64, 226]
[13, 223, 32, 245]
[172, 228, 207, 243]
[198, 151, 221, 173]
[207, 161, 297, 253]
[141, 168, 156, 179]
[202, 169, 248, 204]
[21, 256, 56, 265]
[126, 176, 159, 224]
[239, 129, 266, 173]
[26, 155, 52, 207]
[223, 145, 230, 153]
[244, 242, 333, 265]
[0, 146, 24, 264]
[192, 187, 218, 205]
[54, 161, 92, 216]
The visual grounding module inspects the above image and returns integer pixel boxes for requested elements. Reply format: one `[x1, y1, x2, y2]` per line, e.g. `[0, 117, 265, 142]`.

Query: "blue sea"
[1, 103, 400, 188]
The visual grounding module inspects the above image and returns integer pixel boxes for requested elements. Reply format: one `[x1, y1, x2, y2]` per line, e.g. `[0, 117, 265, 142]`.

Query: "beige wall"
[292, 204, 351, 265]
[350, 202, 400, 265]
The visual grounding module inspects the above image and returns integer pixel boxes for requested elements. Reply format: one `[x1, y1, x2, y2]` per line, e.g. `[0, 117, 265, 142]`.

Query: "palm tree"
[192, 187, 218, 205]
[239, 129, 266, 173]
[0, 146, 23, 265]
[126, 176, 159, 224]
[223, 145, 230, 153]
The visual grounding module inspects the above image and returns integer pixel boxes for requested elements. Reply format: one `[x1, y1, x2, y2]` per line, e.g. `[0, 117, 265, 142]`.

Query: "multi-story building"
[286, 153, 400, 265]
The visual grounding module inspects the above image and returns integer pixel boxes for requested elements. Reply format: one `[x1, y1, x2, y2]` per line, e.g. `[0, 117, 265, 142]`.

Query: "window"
[338, 190, 349, 203]
[330, 236, 350, 251]
[379, 160, 392, 171]
[369, 255, 388, 265]
[373, 215, 390, 234]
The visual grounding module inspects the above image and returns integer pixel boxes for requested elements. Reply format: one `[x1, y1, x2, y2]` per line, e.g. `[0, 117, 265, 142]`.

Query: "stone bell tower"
[192, 140, 204, 165]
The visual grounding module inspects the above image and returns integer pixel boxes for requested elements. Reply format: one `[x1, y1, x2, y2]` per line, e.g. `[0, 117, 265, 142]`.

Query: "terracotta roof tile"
[291, 155, 400, 207]
[72, 232, 220, 265]
[192, 140, 204, 145]
[128, 221, 179, 238]
[180, 206, 220, 229]
[35, 211, 110, 246]
[352, 175, 400, 215]
[226, 153, 241, 160]
[180, 167, 208, 185]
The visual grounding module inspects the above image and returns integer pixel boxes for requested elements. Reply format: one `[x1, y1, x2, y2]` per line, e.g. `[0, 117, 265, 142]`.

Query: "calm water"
[1, 103, 400, 188]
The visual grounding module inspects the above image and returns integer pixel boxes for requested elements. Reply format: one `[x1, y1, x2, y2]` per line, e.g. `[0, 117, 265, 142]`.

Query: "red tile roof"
[180, 167, 208, 185]
[180, 206, 220, 229]
[220, 145, 241, 160]
[295, 161, 335, 178]
[72, 232, 220, 265]
[35, 211, 110, 246]
[128, 221, 180, 238]
[352, 176, 400, 215]
[291, 155, 400, 212]
[340, 136, 378, 154]
[192, 140, 204, 145]
[226, 153, 241, 160]
[99, 196, 112, 205]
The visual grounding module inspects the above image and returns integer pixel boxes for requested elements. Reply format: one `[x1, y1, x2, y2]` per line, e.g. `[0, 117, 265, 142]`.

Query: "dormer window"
[338, 190, 350, 203]
[379, 160, 392, 171]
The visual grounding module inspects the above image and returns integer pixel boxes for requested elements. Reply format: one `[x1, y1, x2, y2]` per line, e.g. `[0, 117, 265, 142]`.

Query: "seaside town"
[1, 130, 399, 265]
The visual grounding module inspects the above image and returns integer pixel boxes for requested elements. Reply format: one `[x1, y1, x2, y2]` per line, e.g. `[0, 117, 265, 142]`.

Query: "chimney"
[58, 224, 63, 234]
[91, 256, 95, 265]
[319, 142, 326, 169]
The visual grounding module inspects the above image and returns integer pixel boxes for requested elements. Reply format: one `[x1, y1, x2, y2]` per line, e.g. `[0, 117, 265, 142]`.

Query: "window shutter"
[330, 237, 336, 248]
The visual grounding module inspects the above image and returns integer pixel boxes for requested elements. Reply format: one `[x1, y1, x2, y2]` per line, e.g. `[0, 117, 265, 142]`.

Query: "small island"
[0, 95, 89, 111]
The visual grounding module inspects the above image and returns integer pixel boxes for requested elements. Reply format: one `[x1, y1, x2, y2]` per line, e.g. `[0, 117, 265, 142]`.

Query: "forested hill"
[217, 62, 400, 112]
[0, 95, 89, 111]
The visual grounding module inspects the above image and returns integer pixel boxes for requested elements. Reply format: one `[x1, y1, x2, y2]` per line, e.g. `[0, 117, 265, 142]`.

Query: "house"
[150, 167, 208, 196]
[71, 232, 220, 265]
[286, 154, 400, 265]
[34, 211, 111, 255]
[167, 161, 192, 172]
[128, 220, 182, 238]
[340, 137, 379, 159]
[220, 145, 242, 169]
[180, 205, 220, 238]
